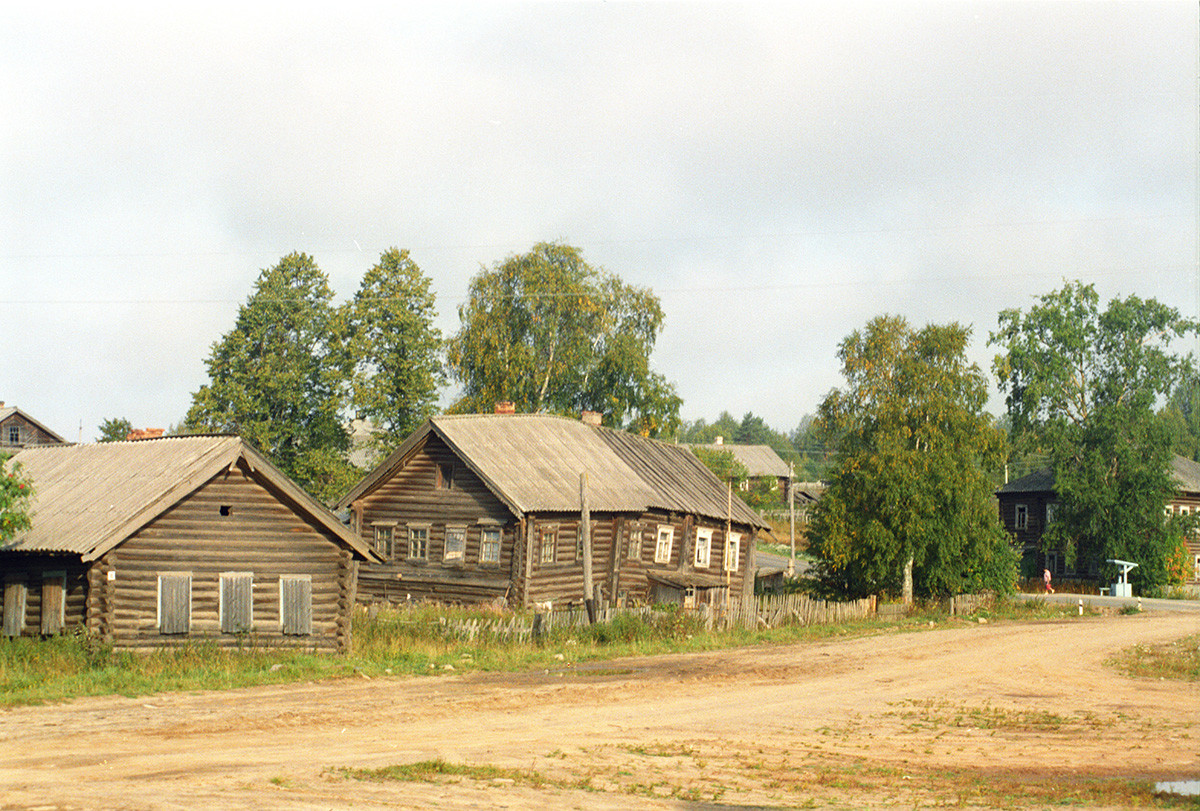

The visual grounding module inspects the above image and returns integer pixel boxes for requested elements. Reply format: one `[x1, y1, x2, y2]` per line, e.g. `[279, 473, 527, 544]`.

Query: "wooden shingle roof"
[339, 413, 769, 529]
[3, 435, 378, 562]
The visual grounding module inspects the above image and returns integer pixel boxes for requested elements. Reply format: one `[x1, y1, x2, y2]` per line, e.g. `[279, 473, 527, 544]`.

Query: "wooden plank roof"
[339, 413, 769, 529]
[3, 435, 378, 562]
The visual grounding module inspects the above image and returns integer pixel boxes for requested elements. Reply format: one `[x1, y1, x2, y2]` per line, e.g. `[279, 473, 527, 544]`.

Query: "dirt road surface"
[1, 612, 1197, 810]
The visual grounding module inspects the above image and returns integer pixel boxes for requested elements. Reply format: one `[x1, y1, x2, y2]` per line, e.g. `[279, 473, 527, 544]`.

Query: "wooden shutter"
[40, 574, 65, 635]
[3, 577, 27, 637]
[220, 573, 253, 634]
[158, 573, 192, 635]
[280, 575, 312, 636]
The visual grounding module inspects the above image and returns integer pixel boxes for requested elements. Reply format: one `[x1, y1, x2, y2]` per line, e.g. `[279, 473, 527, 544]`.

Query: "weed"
[1109, 635, 1200, 682]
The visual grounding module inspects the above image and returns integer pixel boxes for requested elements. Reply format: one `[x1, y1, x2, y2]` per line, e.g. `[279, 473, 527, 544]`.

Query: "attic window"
[219, 505, 232, 517]
[6, 425, 18, 445]
[437, 462, 455, 490]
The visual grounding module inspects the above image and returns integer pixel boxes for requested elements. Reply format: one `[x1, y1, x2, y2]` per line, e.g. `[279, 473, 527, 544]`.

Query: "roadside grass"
[1109, 634, 1200, 682]
[0, 595, 1182, 707]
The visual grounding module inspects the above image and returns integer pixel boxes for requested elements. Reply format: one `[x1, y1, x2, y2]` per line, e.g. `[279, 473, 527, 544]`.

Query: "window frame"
[436, 462, 455, 490]
[372, 523, 396, 561]
[6, 425, 19, 445]
[540, 525, 558, 565]
[694, 527, 713, 568]
[219, 572, 254, 634]
[1014, 504, 1028, 530]
[479, 527, 501, 564]
[279, 574, 313, 636]
[408, 525, 430, 560]
[627, 525, 642, 561]
[654, 525, 674, 564]
[724, 531, 742, 572]
[444, 525, 467, 562]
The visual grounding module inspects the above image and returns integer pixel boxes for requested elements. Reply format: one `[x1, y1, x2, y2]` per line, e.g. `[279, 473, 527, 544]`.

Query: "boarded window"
[41, 572, 66, 635]
[444, 526, 466, 561]
[437, 462, 455, 490]
[627, 526, 642, 561]
[220, 572, 253, 634]
[654, 526, 674, 564]
[409, 526, 429, 559]
[694, 527, 713, 568]
[280, 575, 312, 636]
[724, 532, 742, 572]
[480, 527, 501, 564]
[373, 525, 395, 560]
[3, 577, 27, 637]
[158, 573, 192, 635]
[540, 526, 558, 564]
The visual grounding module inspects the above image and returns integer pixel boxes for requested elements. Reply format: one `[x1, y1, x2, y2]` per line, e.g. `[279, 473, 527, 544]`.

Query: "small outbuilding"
[1, 436, 378, 651]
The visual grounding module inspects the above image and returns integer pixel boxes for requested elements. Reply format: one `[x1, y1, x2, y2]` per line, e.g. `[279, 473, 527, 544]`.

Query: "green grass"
[1109, 634, 1200, 681]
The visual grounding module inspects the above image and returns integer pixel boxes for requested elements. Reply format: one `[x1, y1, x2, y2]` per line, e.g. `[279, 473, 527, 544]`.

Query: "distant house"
[0, 403, 67, 450]
[687, 439, 792, 499]
[997, 455, 1200, 584]
[337, 413, 771, 609]
[1, 436, 378, 650]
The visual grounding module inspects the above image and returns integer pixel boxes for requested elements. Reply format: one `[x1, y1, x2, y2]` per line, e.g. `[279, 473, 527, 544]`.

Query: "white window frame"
[480, 527, 501, 564]
[219, 572, 254, 634]
[654, 525, 674, 564]
[627, 525, 642, 561]
[724, 532, 742, 572]
[1194, 554, 1200, 582]
[408, 525, 429, 560]
[444, 526, 467, 562]
[1014, 504, 1028, 530]
[540, 525, 558, 564]
[694, 527, 713, 568]
[1045, 502, 1057, 525]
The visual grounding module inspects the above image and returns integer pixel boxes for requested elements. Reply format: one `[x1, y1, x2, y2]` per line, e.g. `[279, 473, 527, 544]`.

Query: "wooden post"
[580, 471, 595, 623]
[725, 481, 732, 611]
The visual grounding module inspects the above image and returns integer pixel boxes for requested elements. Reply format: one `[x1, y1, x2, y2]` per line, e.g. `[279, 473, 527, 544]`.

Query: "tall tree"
[991, 280, 1197, 590]
[808, 315, 1016, 599]
[344, 248, 444, 454]
[183, 252, 355, 501]
[446, 242, 681, 437]
[1, 454, 33, 543]
[97, 417, 132, 442]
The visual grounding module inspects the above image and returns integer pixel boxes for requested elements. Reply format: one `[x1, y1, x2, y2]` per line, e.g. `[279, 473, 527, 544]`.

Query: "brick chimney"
[126, 428, 166, 441]
[581, 410, 602, 427]
[494, 401, 515, 415]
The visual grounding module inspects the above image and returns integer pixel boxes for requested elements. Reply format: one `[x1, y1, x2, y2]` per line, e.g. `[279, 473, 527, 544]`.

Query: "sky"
[2, 1, 1197, 444]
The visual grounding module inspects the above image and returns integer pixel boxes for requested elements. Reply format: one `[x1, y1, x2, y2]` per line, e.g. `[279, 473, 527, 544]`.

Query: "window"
[157, 573, 192, 635]
[1014, 504, 1028, 530]
[408, 526, 429, 560]
[1194, 555, 1200, 581]
[1045, 502, 1057, 525]
[6, 425, 19, 445]
[480, 527, 501, 564]
[3, 577, 27, 637]
[627, 526, 642, 561]
[1045, 552, 1060, 577]
[41, 572, 65, 635]
[373, 525, 395, 560]
[437, 462, 455, 490]
[540, 526, 558, 564]
[694, 527, 713, 568]
[1182, 506, 1192, 516]
[219, 572, 253, 634]
[724, 532, 742, 572]
[444, 526, 466, 562]
[280, 575, 312, 636]
[654, 525, 674, 564]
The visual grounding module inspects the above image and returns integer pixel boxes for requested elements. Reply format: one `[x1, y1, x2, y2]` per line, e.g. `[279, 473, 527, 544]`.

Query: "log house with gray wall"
[338, 413, 770, 608]
[1, 436, 378, 650]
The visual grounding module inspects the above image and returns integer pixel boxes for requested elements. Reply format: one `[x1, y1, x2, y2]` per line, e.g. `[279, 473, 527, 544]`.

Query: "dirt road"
[1, 611, 1197, 809]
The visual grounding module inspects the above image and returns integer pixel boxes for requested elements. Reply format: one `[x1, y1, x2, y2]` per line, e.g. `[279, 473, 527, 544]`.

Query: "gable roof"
[339, 413, 769, 530]
[997, 455, 1200, 497]
[687, 443, 792, 479]
[0, 405, 67, 445]
[3, 435, 378, 562]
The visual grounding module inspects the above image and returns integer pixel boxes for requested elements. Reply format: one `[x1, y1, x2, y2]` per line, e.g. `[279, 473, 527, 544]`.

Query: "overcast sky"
[2, 2, 1197, 444]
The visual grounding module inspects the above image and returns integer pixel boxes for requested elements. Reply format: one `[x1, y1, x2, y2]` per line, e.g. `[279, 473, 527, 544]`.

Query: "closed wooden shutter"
[280, 575, 312, 636]
[40, 574, 65, 635]
[220, 572, 254, 634]
[3, 577, 27, 637]
[158, 573, 192, 635]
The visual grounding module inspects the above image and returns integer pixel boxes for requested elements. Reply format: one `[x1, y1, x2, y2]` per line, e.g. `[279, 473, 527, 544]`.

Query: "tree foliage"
[345, 248, 444, 454]
[183, 252, 356, 501]
[97, 417, 132, 443]
[445, 242, 681, 437]
[1, 454, 34, 543]
[991, 281, 1197, 590]
[808, 316, 1016, 599]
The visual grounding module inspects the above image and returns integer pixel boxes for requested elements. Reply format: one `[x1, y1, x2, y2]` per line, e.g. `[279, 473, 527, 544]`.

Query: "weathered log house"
[1, 436, 378, 651]
[0, 402, 67, 450]
[337, 413, 770, 608]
